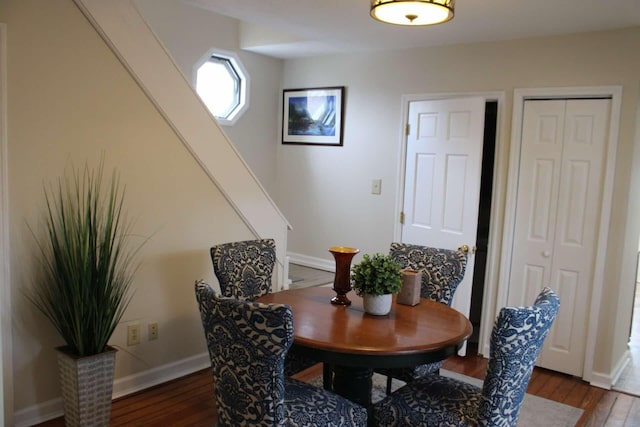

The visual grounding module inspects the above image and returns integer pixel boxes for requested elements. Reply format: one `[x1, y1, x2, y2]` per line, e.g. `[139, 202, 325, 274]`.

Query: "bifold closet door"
[507, 98, 610, 376]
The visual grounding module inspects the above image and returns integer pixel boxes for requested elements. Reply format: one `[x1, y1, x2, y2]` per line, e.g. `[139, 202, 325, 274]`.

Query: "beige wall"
[134, 0, 284, 196]
[279, 28, 640, 376]
[1, 0, 254, 414]
[3, 0, 640, 419]
[142, 0, 640, 383]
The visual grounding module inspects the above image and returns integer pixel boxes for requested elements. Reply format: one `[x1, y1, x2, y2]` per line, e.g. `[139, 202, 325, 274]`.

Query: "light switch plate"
[371, 179, 382, 195]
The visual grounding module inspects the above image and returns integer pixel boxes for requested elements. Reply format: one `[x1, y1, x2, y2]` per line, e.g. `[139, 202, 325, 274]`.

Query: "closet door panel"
[538, 99, 611, 374]
[507, 100, 564, 307]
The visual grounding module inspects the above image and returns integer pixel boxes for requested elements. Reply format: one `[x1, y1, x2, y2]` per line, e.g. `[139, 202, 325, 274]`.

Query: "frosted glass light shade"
[370, 0, 455, 26]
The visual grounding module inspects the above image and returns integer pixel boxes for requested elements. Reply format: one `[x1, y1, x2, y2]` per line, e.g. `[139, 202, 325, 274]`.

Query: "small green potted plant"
[351, 253, 402, 315]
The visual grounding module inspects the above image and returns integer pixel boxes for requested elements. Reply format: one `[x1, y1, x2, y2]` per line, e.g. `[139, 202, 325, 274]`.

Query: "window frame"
[193, 49, 249, 126]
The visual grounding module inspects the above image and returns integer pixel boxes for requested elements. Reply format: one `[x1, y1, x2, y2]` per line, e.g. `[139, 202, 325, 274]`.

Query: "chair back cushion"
[478, 287, 560, 426]
[389, 242, 467, 306]
[194, 280, 292, 427]
[210, 238, 276, 301]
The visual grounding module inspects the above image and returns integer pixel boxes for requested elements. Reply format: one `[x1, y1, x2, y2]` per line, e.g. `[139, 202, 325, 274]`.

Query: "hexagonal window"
[194, 52, 248, 125]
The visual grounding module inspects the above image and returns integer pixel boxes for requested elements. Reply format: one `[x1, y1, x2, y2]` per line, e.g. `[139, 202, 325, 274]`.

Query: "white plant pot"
[363, 293, 393, 315]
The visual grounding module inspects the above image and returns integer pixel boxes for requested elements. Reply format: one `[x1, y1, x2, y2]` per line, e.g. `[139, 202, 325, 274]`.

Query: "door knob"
[542, 251, 551, 257]
[458, 245, 477, 254]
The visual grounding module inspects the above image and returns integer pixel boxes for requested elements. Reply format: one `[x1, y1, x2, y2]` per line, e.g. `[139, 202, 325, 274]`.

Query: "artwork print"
[282, 87, 344, 146]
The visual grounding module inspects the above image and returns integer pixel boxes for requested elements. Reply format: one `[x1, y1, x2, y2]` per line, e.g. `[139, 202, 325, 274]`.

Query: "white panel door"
[507, 100, 565, 306]
[402, 97, 486, 327]
[508, 99, 610, 376]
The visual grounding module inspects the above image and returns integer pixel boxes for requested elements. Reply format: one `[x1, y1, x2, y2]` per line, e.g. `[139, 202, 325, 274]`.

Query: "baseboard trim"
[609, 348, 631, 388]
[590, 364, 621, 391]
[13, 396, 63, 427]
[589, 348, 630, 390]
[590, 372, 613, 390]
[287, 251, 335, 272]
[112, 352, 211, 399]
[13, 352, 211, 427]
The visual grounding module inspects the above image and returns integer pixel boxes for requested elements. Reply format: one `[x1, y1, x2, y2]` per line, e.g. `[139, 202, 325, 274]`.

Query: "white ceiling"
[183, 0, 640, 59]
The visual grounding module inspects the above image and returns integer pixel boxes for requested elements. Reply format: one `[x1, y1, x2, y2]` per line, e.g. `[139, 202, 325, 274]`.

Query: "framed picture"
[282, 86, 345, 146]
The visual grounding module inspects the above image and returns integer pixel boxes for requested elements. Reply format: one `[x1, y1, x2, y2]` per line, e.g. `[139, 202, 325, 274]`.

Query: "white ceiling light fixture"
[370, 0, 455, 26]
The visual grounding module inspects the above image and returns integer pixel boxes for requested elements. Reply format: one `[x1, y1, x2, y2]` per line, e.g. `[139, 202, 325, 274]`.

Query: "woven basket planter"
[56, 346, 117, 427]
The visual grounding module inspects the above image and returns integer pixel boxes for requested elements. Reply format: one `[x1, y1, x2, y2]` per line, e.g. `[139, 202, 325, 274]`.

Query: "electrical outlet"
[148, 322, 158, 340]
[127, 322, 141, 346]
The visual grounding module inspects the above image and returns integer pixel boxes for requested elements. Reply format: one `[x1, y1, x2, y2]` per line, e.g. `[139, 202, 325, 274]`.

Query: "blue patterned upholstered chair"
[380, 242, 467, 394]
[194, 280, 367, 427]
[210, 239, 276, 301]
[373, 287, 560, 427]
[210, 238, 316, 376]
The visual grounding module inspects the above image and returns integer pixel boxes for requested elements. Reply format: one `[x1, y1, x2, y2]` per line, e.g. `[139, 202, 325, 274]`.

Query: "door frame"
[498, 86, 622, 382]
[0, 22, 11, 425]
[394, 91, 507, 357]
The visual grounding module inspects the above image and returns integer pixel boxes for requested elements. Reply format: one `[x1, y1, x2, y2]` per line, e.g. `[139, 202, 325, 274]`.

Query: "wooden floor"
[35, 346, 640, 427]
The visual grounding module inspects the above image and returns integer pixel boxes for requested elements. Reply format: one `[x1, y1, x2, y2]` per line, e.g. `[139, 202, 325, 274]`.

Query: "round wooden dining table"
[258, 286, 472, 411]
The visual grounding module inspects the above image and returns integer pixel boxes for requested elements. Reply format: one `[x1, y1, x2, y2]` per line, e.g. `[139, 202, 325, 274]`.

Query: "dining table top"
[258, 286, 472, 358]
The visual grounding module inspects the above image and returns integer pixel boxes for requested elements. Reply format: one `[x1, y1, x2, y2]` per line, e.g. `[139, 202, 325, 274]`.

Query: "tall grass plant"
[27, 162, 143, 356]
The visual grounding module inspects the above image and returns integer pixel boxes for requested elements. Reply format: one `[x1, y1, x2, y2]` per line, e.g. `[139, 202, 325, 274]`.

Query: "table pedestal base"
[332, 365, 373, 410]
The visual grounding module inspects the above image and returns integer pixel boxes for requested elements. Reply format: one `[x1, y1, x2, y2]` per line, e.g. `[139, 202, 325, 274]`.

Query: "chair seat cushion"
[284, 378, 367, 426]
[373, 375, 482, 427]
[377, 360, 445, 383]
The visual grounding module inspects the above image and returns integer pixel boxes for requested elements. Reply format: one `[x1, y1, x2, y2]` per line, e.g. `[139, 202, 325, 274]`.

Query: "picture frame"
[282, 86, 345, 146]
